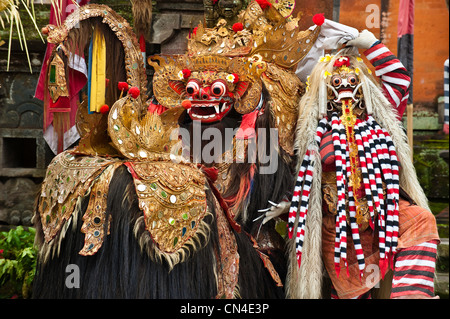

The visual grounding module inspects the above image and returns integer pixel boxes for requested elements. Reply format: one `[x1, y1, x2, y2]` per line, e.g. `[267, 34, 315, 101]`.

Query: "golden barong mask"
[148, 0, 320, 153]
[149, 54, 266, 123]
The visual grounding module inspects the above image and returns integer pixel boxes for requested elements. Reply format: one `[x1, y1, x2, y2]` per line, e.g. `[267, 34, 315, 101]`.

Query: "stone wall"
[0, 43, 50, 231]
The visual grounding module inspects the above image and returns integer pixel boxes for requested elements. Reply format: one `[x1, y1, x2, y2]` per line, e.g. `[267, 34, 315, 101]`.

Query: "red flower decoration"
[334, 56, 351, 68]
[232, 22, 244, 32]
[118, 82, 129, 91]
[128, 87, 141, 99]
[256, 0, 272, 10]
[182, 68, 191, 79]
[312, 13, 325, 26]
[100, 104, 110, 114]
[192, 26, 198, 35]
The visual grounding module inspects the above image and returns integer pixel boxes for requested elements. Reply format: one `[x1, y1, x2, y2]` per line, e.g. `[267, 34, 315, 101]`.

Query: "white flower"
[226, 74, 236, 83]
[178, 70, 184, 80]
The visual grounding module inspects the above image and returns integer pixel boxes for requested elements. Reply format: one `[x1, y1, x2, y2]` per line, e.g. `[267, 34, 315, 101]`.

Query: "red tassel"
[335, 264, 341, 278]
[181, 99, 192, 109]
[296, 251, 302, 268]
[99, 104, 110, 114]
[128, 87, 141, 99]
[181, 68, 191, 79]
[118, 82, 129, 92]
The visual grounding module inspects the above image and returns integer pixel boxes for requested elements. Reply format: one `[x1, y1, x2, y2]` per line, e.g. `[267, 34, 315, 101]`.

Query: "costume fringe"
[133, 211, 213, 271]
[367, 80, 429, 211]
[131, 0, 153, 40]
[36, 195, 86, 265]
[286, 100, 323, 299]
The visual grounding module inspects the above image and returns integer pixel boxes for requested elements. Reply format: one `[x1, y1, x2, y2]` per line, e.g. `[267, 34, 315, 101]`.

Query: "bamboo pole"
[407, 103, 414, 160]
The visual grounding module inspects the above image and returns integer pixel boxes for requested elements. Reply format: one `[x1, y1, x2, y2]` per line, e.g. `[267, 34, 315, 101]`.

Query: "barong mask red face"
[170, 70, 249, 124]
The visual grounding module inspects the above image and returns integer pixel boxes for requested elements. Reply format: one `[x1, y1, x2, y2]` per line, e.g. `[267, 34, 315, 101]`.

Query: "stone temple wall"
[0, 41, 50, 231]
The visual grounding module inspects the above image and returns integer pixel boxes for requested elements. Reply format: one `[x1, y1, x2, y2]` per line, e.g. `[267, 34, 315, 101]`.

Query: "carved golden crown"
[148, 0, 320, 155]
[188, 0, 320, 69]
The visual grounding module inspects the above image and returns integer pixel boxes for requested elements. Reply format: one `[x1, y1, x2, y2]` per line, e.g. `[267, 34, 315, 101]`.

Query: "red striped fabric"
[319, 131, 335, 169]
[364, 43, 411, 119]
[391, 240, 438, 298]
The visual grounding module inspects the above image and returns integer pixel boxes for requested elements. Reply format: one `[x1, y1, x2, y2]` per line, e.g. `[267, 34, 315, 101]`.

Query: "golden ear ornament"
[47, 53, 69, 103]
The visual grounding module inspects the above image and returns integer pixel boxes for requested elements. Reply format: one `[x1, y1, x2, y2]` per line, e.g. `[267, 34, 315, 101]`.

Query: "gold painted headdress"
[149, 0, 321, 155]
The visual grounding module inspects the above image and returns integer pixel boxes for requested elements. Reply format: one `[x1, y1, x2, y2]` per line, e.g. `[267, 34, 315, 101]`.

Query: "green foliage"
[0, 226, 37, 299]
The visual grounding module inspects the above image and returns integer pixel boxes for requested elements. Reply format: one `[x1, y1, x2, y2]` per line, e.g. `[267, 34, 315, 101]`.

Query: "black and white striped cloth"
[290, 114, 400, 277]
